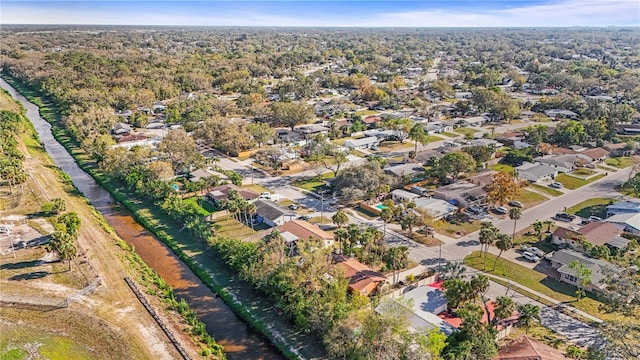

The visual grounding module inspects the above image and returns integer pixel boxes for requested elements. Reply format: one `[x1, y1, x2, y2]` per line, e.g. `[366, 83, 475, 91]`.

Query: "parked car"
[588, 215, 603, 222]
[465, 205, 485, 215]
[508, 200, 524, 208]
[555, 212, 576, 222]
[522, 251, 541, 262]
[259, 193, 271, 199]
[288, 204, 299, 210]
[297, 215, 311, 221]
[523, 246, 545, 258]
[370, 145, 379, 151]
[549, 182, 564, 189]
[493, 206, 508, 215]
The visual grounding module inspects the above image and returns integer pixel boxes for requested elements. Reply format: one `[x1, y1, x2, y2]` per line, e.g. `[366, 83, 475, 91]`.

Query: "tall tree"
[331, 210, 349, 229]
[380, 117, 414, 143]
[532, 221, 544, 242]
[270, 101, 314, 131]
[494, 233, 513, 271]
[408, 123, 429, 153]
[492, 296, 515, 327]
[484, 171, 526, 206]
[158, 128, 204, 174]
[479, 222, 498, 268]
[247, 122, 275, 148]
[517, 303, 541, 334]
[432, 151, 476, 183]
[569, 260, 592, 301]
[508, 207, 522, 240]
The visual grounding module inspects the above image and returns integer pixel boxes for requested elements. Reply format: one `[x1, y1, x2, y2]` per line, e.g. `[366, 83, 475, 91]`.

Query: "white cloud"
[1, 0, 638, 26]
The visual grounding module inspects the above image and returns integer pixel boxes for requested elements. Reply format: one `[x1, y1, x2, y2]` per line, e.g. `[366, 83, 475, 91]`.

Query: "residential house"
[296, 124, 330, 139]
[433, 182, 486, 207]
[513, 141, 532, 149]
[534, 154, 592, 173]
[344, 136, 379, 150]
[277, 219, 334, 248]
[189, 167, 229, 182]
[112, 134, 159, 149]
[205, 184, 259, 205]
[390, 189, 420, 203]
[469, 171, 497, 187]
[384, 163, 425, 178]
[496, 131, 525, 147]
[603, 142, 633, 157]
[414, 197, 457, 219]
[413, 149, 448, 163]
[616, 124, 640, 136]
[253, 199, 290, 227]
[333, 254, 387, 296]
[494, 336, 567, 360]
[606, 201, 640, 216]
[581, 147, 610, 162]
[453, 115, 490, 127]
[362, 115, 383, 128]
[552, 222, 628, 251]
[111, 122, 132, 136]
[375, 285, 457, 335]
[467, 138, 503, 148]
[547, 249, 613, 292]
[424, 121, 453, 135]
[276, 129, 304, 144]
[152, 102, 166, 112]
[516, 162, 558, 183]
[544, 109, 578, 120]
[604, 213, 640, 235]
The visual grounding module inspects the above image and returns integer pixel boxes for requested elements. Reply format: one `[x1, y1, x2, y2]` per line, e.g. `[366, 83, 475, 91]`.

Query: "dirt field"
[0, 92, 199, 359]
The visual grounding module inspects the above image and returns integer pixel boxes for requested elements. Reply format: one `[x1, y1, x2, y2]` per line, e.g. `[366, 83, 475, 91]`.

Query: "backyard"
[491, 163, 515, 174]
[555, 173, 605, 190]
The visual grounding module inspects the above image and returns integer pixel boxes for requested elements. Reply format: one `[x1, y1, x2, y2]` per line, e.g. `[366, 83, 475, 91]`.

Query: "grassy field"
[530, 183, 563, 196]
[439, 132, 459, 138]
[432, 218, 481, 237]
[565, 198, 614, 218]
[555, 173, 605, 190]
[454, 127, 478, 139]
[292, 172, 334, 192]
[215, 218, 257, 238]
[491, 164, 515, 174]
[183, 196, 213, 216]
[605, 156, 635, 169]
[513, 190, 548, 208]
[464, 252, 620, 321]
[242, 183, 271, 194]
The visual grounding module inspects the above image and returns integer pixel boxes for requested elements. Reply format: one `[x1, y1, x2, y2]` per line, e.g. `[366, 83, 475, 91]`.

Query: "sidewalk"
[470, 269, 603, 323]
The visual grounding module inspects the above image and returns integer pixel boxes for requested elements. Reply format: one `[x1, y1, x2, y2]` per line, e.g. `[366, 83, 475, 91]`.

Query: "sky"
[2, 0, 639, 27]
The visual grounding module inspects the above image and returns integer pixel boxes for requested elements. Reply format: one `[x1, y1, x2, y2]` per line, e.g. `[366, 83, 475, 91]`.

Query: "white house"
[254, 200, 290, 227]
[516, 162, 558, 183]
[344, 136, 379, 150]
[604, 213, 640, 235]
[414, 197, 457, 219]
[390, 189, 420, 203]
[606, 201, 640, 216]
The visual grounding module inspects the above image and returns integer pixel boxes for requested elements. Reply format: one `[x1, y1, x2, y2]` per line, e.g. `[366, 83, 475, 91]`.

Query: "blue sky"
[2, 1, 639, 27]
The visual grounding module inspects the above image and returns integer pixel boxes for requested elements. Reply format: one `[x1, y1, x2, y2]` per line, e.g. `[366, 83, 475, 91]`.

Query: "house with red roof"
[495, 335, 567, 360]
[333, 254, 387, 297]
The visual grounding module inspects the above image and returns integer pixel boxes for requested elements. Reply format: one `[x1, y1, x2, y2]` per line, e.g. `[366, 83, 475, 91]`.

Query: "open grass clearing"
[439, 131, 459, 138]
[555, 173, 605, 190]
[214, 218, 256, 238]
[565, 198, 614, 219]
[513, 190, 548, 208]
[530, 183, 563, 197]
[464, 252, 622, 321]
[242, 184, 272, 194]
[378, 141, 415, 151]
[182, 196, 213, 216]
[491, 163, 515, 174]
[432, 218, 481, 237]
[605, 156, 635, 169]
[292, 172, 334, 192]
[454, 127, 477, 139]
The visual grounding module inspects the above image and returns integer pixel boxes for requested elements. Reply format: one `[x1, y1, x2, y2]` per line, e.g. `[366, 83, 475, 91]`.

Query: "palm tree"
[408, 123, 429, 153]
[517, 303, 541, 334]
[245, 202, 257, 230]
[532, 221, 543, 242]
[333, 228, 348, 254]
[543, 219, 554, 233]
[494, 233, 513, 271]
[509, 207, 522, 240]
[380, 207, 394, 235]
[331, 210, 348, 228]
[479, 222, 497, 269]
[492, 296, 515, 327]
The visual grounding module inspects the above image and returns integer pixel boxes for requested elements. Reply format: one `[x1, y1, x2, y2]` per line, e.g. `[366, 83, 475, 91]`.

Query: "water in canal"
[1, 78, 283, 360]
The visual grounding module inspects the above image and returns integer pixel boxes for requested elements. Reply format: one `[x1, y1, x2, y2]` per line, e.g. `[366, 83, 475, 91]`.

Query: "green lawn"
[566, 198, 614, 218]
[425, 135, 445, 143]
[570, 168, 597, 176]
[293, 172, 334, 192]
[605, 156, 635, 169]
[378, 141, 415, 151]
[242, 184, 271, 194]
[183, 196, 213, 216]
[454, 127, 477, 139]
[432, 218, 481, 237]
[464, 252, 619, 321]
[215, 218, 256, 239]
[513, 190, 547, 208]
[555, 173, 605, 190]
[331, 134, 364, 146]
[530, 183, 563, 197]
[354, 109, 379, 117]
[439, 132, 459, 138]
[352, 206, 379, 220]
[491, 164, 515, 174]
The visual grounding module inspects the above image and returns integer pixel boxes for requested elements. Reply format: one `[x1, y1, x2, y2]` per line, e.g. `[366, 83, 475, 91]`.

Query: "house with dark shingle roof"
[552, 222, 627, 251]
[253, 199, 290, 227]
[581, 147, 610, 162]
[204, 184, 258, 205]
[547, 249, 613, 292]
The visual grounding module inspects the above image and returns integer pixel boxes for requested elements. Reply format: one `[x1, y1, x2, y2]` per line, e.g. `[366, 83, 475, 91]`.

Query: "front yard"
[463, 252, 619, 321]
[530, 183, 563, 197]
[605, 156, 635, 169]
[454, 127, 477, 139]
[292, 173, 334, 192]
[513, 190, 548, 208]
[565, 198, 614, 218]
[555, 173, 605, 190]
[491, 164, 515, 174]
[432, 217, 481, 237]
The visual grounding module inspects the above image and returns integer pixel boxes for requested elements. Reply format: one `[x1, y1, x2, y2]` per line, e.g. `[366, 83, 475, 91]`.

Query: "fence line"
[123, 277, 192, 360]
